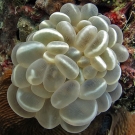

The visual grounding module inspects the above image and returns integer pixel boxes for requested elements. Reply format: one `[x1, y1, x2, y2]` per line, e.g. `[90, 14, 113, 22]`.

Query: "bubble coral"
[7, 3, 129, 133]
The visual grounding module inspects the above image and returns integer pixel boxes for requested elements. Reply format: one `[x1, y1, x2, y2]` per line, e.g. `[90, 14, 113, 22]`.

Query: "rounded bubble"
[110, 24, 123, 44]
[60, 118, 90, 133]
[43, 64, 66, 92]
[107, 27, 117, 48]
[39, 20, 55, 29]
[26, 58, 47, 85]
[89, 16, 109, 32]
[16, 41, 46, 68]
[60, 3, 81, 26]
[43, 51, 55, 63]
[90, 56, 107, 72]
[7, 84, 35, 118]
[65, 47, 82, 62]
[75, 25, 97, 51]
[111, 43, 129, 62]
[109, 83, 122, 102]
[84, 30, 109, 58]
[60, 98, 98, 126]
[82, 65, 97, 79]
[50, 12, 71, 26]
[79, 78, 107, 100]
[36, 99, 60, 129]
[51, 80, 80, 109]
[98, 15, 111, 25]
[55, 54, 79, 79]
[11, 64, 30, 88]
[11, 42, 22, 66]
[47, 41, 69, 55]
[56, 21, 76, 46]
[96, 70, 107, 78]
[106, 82, 118, 92]
[100, 47, 117, 70]
[77, 56, 90, 68]
[33, 28, 64, 46]
[104, 64, 121, 85]
[81, 3, 98, 20]
[31, 84, 53, 98]
[16, 87, 45, 112]
[76, 20, 92, 31]
[96, 92, 112, 112]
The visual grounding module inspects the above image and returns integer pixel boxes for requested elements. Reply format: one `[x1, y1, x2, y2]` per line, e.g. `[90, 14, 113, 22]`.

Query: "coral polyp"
[7, 3, 129, 133]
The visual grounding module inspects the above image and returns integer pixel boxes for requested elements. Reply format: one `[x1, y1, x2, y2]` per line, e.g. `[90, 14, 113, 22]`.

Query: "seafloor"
[0, 0, 135, 135]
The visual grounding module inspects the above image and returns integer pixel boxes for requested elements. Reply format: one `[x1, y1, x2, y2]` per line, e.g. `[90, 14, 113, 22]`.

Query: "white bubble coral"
[7, 3, 129, 133]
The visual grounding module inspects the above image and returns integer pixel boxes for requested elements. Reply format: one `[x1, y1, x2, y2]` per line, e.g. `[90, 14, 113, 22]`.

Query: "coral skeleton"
[7, 3, 129, 133]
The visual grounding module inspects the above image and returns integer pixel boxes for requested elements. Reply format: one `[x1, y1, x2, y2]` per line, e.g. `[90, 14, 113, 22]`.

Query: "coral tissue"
[7, 3, 129, 133]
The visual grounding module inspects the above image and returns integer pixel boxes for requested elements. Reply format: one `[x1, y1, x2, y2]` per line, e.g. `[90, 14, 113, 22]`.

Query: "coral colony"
[7, 3, 129, 133]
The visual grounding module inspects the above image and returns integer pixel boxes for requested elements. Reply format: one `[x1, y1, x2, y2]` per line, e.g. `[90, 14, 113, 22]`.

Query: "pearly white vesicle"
[50, 12, 71, 26]
[76, 20, 92, 31]
[39, 20, 55, 29]
[43, 51, 55, 63]
[55, 54, 79, 79]
[96, 92, 112, 112]
[79, 78, 107, 100]
[11, 42, 22, 66]
[60, 118, 90, 133]
[90, 56, 107, 72]
[51, 80, 80, 109]
[26, 32, 36, 41]
[75, 25, 97, 51]
[65, 47, 82, 62]
[106, 82, 118, 92]
[81, 3, 98, 20]
[60, 3, 81, 26]
[111, 43, 129, 62]
[75, 69, 85, 84]
[7, 84, 35, 118]
[96, 70, 107, 78]
[46, 41, 69, 55]
[11, 64, 30, 88]
[104, 64, 121, 85]
[108, 27, 117, 48]
[89, 16, 109, 32]
[43, 64, 66, 92]
[31, 84, 53, 98]
[98, 15, 111, 25]
[36, 99, 60, 129]
[110, 24, 123, 44]
[33, 28, 64, 46]
[56, 21, 76, 46]
[77, 56, 90, 68]
[26, 58, 48, 85]
[84, 30, 109, 58]
[60, 98, 98, 126]
[100, 47, 117, 70]
[82, 65, 97, 79]
[16, 87, 45, 112]
[16, 41, 46, 68]
[109, 83, 122, 102]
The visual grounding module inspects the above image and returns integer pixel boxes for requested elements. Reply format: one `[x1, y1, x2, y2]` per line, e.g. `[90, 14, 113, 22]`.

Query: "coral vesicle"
[7, 3, 129, 133]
